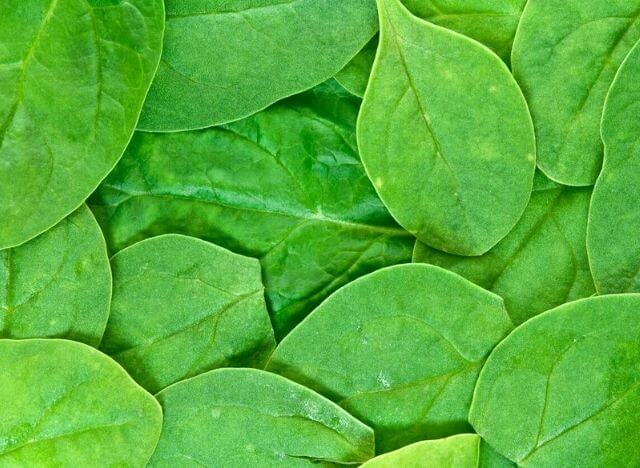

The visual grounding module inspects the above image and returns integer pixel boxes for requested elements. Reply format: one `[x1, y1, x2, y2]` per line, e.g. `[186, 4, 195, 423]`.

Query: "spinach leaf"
[266, 264, 513, 453]
[100, 234, 275, 393]
[0, 205, 111, 346]
[357, 0, 535, 256]
[0, 0, 164, 249]
[90, 81, 414, 339]
[414, 173, 595, 325]
[511, 0, 640, 186]
[0, 339, 162, 466]
[588, 41, 640, 294]
[137, 0, 377, 131]
[470, 295, 640, 466]
[335, 0, 527, 97]
[148, 368, 375, 466]
[362, 434, 514, 467]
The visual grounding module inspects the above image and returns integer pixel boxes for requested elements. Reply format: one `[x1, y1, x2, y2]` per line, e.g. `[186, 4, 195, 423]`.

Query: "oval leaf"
[90, 81, 414, 339]
[511, 0, 640, 186]
[470, 295, 640, 465]
[266, 264, 513, 452]
[358, 0, 535, 256]
[148, 368, 375, 466]
[0, 339, 162, 466]
[0, 205, 111, 345]
[138, 0, 377, 131]
[100, 234, 275, 393]
[588, 41, 640, 294]
[414, 173, 594, 325]
[0, 0, 164, 249]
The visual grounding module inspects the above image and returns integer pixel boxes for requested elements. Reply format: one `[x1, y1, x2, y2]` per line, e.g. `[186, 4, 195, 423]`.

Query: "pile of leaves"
[1, 0, 639, 466]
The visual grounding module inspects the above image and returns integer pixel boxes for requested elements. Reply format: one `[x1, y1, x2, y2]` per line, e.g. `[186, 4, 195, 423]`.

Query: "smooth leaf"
[138, 0, 377, 131]
[266, 264, 513, 453]
[0, 339, 162, 466]
[588, 40, 640, 294]
[0, 205, 111, 346]
[511, 0, 640, 186]
[470, 295, 640, 466]
[362, 434, 514, 468]
[148, 368, 375, 466]
[336, 0, 527, 97]
[357, 0, 535, 256]
[100, 234, 275, 393]
[0, 0, 164, 249]
[90, 81, 414, 339]
[414, 173, 595, 325]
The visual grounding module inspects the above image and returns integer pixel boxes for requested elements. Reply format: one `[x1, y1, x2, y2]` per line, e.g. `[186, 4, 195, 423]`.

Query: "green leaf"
[148, 368, 375, 466]
[90, 81, 414, 339]
[588, 41, 640, 294]
[357, 0, 535, 256]
[414, 173, 595, 325]
[470, 295, 640, 466]
[334, 0, 527, 97]
[100, 234, 275, 394]
[0, 339, 162, 466]
[361, 434, 515, 467]
[0, 205, 111, 346]
[0, 0, 164, 249]
[137, 0, 377, 131]
[511, 0, 640, 186]
[266, 264, 513, 453]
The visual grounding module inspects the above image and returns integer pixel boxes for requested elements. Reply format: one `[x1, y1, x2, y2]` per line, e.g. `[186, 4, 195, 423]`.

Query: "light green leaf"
[138, 0, 377, 131]
[0, 205, 111, 346]
[0, 339, 162, 467]
[266, 264, 512, 453]
[588, 40, 640, 294]
[148, 368, 375, 466]
[336, 0, 527, 97]
[414, 173, 595, 325]
[0, 0, 164, 249]
[470, 295, 640, 466]
[90, 81, 414, 339]
[357, 0, 535, 256]
[511, 0, 640, 186]
[100, 234, 275, 393]
[362, 434, 514, 468]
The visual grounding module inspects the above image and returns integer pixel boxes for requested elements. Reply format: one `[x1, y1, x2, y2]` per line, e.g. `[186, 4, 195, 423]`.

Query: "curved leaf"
[0, 0, 164, 249]
[470, 295, 640, 466]
[511, 0, 640, 186]
[100, 234, 275, 393]
[414, 173, 594, 325]
[0, 339, 162, 466]
[0, 205, 111, 346]
[138, 0, 377, 131]
[588, 41, 640, 294]
[90, 81, 414, 339]
[357, 0, 535, 256]
[148, 368, 375, 466]
[266, 264, 512, 452]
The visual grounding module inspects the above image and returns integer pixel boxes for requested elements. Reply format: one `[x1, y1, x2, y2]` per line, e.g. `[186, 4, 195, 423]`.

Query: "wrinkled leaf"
[0, 339, 162, 466]
[414, 173, 594, 325]
[588, 41, 640, 294]
[511, 0, 640, 186]
[358, 0, 535, 256]
[148, 368, 375, 466]
[470, 295, 640, 466]
[266, 264, 512, 452]
[100, 234, 275, 393]
[138, 0, 377, 131]
[0, 205, 111, 346]
[90, 81, 413, 339]
[0, 0, 164, 249]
